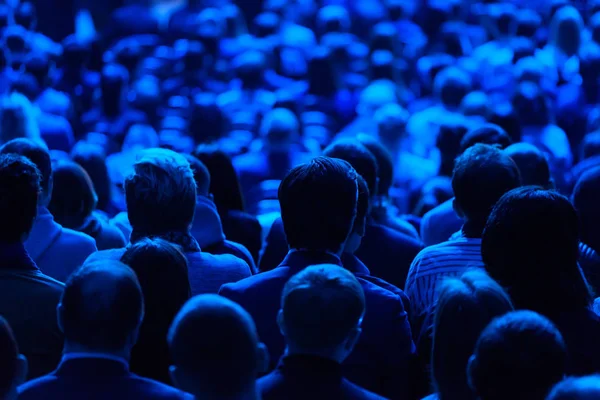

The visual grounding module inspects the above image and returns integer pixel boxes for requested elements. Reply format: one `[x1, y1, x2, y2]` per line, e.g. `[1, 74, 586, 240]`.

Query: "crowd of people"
[1, 0, 600, 399]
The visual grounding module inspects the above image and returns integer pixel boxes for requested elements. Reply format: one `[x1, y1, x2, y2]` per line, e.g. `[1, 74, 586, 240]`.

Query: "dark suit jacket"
[18, 357, 192, 400]
[258, 355, 386, 400]
[221, 210, 262, 264]
[0, 243, 64, 379]
[220, 250, 415, 399]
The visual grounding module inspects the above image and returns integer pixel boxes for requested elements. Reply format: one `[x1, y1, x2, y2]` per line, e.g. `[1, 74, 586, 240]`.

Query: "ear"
[452, 198, 464, 219]
[277, 309, 285, 337]
[14, 355, 28, 387]
[56, 304, 64, 334]
[169, 365, 180, 388]
[256, 343, 270, 375]
[344, 326, 362, 352]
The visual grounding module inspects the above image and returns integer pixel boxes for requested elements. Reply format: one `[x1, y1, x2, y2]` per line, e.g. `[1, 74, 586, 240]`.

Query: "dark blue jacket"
[220, 250, 415, 399]
[258, 355, 387, 400]
[19, 357, 192, 400]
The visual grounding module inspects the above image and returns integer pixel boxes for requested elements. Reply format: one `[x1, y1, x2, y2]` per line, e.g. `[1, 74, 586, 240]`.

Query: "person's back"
[468, 311, 567, 400]
[0, 154, 64, 379]
[406, 144, 521, 337]
[220, 157, 415, 399]
[258, 265, 385, 400]
[86, 148, 251, 295]
[19, 262, 191, 400]
[547, 376, 600, 400]
[0, 139, 97, 282]
[0, 317, 28, 400]
[168, 294, 267, 400]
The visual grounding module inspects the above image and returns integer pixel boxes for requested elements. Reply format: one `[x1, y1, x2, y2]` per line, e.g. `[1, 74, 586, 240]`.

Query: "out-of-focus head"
[432, 270, 513, 400]
[483, 187, 591, 314]
[59, 261, 144, 355]
[260, 108, 299, 148]
[0, 153, 40, 243]
[357, 81, 397, 116]
[122, 124, 159, 153]
[581, 132, 600, 160]
[547, 376, 600, 400]
[434, 67, 472, 109]
[437, 122, 469, 177]
[452, 144, 521, 231]
[357, 134, 394, 196]
[413, 176, 454, 217]
[515, 57, 544, 84]
[513, 82, 550, 126]
[488, 104, 522, 143]
[168, 294, 267, 398]
[193, 144, 244, 213]
[0, 138, 52, 205]
[550, 5, 584, 57]
[0, 316, 27, 400]
[254, 12, 280, 38]
[468, 310, 567, 400]
[233, 50, 266, 89]
[459, 124, 513, 153]
[279, 157, 357, 255]
[573, 167, 600, 254]
[516, 9, 542, 38]
[460, 91, 489, 118]
[48, 160, 97, 230]
[317, 5, 350, 35]
[307, 47, 337, 96]
[71, 142, 110, 212]
[374, 103, 409, 146]
[279, 264, 365, 362]
[504, 143, 552, 189]
[324, 139, 378, 198]
[125, 148, 196, 235]
[121, 238, 190, 342]
[182, 154, 210, 197]
[0, 92, 41, 145]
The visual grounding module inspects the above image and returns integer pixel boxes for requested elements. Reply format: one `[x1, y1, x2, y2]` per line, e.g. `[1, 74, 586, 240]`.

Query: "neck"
[194, 387, 259, 400]
[461, 219, 485, 239]
[63, 342, 130, 361]
[285, 346, 344, 364]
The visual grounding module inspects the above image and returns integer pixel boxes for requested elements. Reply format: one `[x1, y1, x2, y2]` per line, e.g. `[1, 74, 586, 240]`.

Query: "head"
[357, 82, 397, 117]
[316, 5, 351, 36]
[434, 67, 472, 109]
[233, 50, 266, 90]
[488, 104, 522, 144]
[122, 124, 159, 153]
[307, 47, 337, 96]
[437, 122, 469, 177]
[573, 167, 600, 254]
[279, 157, 357, 255]
[468, 311, 567, 400]
[59, 261, 144, 357]
[460, 91, 490, 118]
[48, 161, 97, 230]
[71, 142, 110, 212]
[345, 176, 369, 255]
[193, 144, 244, 213]
[459, 124, 513, 154]
[125, 148, 196, 236]
[182, 154, 210, 197]
[413, 176, 454, 217]
[581, 132, 600, 160]
[513, 82, 551, 126]
[101, 64, 129, 117]
[0, 92, 40, 145]
[168, 294, 268, 398]
[547, 376, 600, 400]
[550, 5, 583, 56]
[452, 144, 521, 234]
[279, 264, 365, 362]
[0, 317, 27, 400]
[375, 103, 409, 150]
[260, 108, 299, 150]
[482, 187, 591, 314]
[324, 140, 378, 198]
[121, 239, 190, 347]
[504, 143, 552, 189]
[0, 138, 52, 206]
[432, 270, 513, 400]
[357, 134, 394, 197]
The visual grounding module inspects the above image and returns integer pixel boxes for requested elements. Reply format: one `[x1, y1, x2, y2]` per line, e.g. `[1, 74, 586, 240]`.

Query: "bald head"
[168, 294, 263, 397]
[59, 261, 144, 352]
[505, 143, 551, 188]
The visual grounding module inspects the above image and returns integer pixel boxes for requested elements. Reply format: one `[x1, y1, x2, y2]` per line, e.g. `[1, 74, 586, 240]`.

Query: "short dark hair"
[504, 143, 552, 188]
[357, 135, 394, 196]
[281, 264, 365, 351]
[48, 161, 97, 229]
[61, 261, 144, 351]
[459, 124, 513, 153]
[354, 175, 369, 235]
[0, 317, 19, 397]
[452, 144, 521, 226]
[433, 270, 513, 400]
[168, 294, 259, 396]
[434, 67, 471, 108]
[71, 142, 110, 212]
[482, 187, 591, 314]
[183, 154, 210, 196]
[437, 122, 469, 177]
[279, 157, 357, 253]
[547, 376, 600, 400]
[0, 138, 51, 193]
[324, 140, 378, 197]
[573, 167, 600, 254]
[513, 82, 550, 126]
[469, 310, 567, 400]
[0, 153, 40, 241]
[125, 149, 197, 234]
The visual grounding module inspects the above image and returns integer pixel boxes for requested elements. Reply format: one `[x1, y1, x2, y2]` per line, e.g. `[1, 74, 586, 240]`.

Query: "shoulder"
[189, 251, 249, 273]
[341, 378, 388, 400]
[220, 268, 288, 298]
[84, 248, 126, 265]
[128, 375, 193, 399]
[58, 227, 97, 249]
[18, 375, 59, 398]
[367, 222, 421, 249]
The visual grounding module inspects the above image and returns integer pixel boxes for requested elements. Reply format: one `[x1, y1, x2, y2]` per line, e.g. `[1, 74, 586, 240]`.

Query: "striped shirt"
[405, 236, 484, 322]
